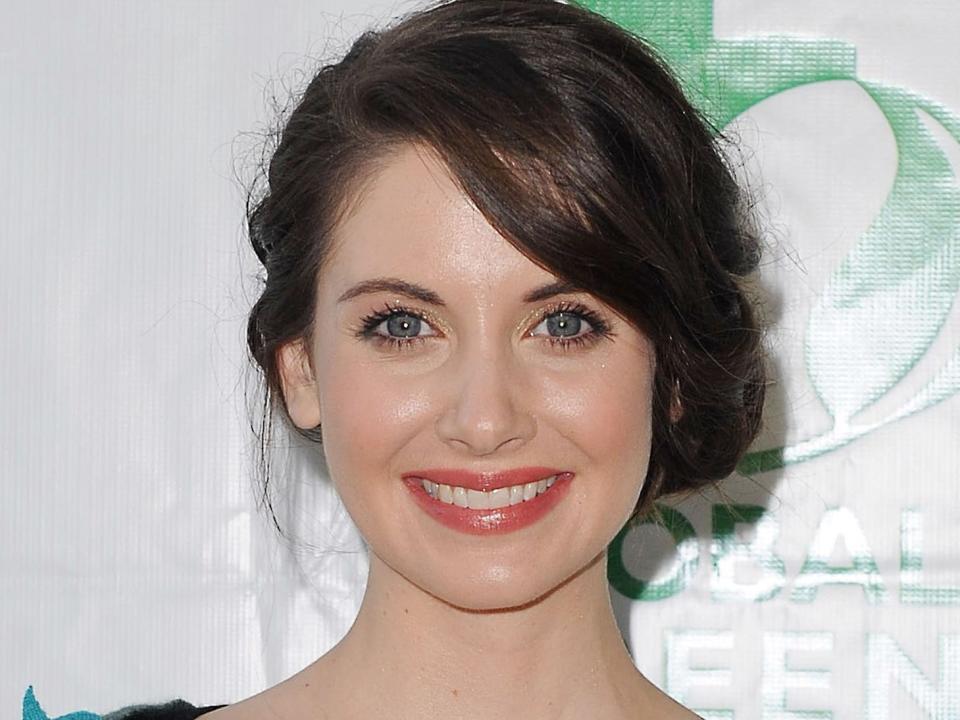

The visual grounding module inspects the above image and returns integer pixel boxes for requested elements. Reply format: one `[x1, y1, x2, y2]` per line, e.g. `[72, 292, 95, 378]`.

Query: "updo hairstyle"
[244, 0, 766, 529]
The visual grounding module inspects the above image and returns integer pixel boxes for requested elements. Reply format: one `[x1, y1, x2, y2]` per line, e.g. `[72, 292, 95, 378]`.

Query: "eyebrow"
[336, 277, 581, 306]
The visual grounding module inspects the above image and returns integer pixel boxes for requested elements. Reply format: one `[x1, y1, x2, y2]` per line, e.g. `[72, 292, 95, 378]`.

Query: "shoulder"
[23, 686, 226, 720]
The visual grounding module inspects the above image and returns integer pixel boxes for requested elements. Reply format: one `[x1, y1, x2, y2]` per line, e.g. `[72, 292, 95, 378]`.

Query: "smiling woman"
[27, 0, 765, 718]
[279, 145, 659, 586]
[237, 1, 765, 718]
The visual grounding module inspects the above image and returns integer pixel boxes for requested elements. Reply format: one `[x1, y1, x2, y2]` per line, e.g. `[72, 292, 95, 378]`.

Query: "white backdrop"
[3, 1, 958, 718]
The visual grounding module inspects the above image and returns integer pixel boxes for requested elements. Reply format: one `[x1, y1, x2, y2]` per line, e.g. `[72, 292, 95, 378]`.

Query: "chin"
[422, 555, 599, 613]
[432, 583, 554, 613]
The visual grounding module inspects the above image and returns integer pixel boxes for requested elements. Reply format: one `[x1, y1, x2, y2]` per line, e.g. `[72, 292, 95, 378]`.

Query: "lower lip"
[402, 473, 575, 536]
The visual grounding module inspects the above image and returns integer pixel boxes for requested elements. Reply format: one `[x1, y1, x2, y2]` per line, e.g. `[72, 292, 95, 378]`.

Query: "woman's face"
[280, 143, 655, 611]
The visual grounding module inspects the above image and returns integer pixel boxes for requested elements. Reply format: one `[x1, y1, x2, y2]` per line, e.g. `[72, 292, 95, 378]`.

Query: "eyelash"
[352, 300, 614, 353]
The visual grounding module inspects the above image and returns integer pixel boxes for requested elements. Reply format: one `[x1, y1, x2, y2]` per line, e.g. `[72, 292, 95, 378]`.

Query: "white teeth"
[466, 489, 489, 510]
[421, 475, 559, 509]
[438, 483, 453, 504]
[489, 487, 510, 508]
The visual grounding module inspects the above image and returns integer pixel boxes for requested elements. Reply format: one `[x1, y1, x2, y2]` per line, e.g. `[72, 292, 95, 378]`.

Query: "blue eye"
[529, 302, 611, 351]
[353, 300, 613, 352]
[534, 311, 588, 339]
[356, 304, 438, 351]
[383, 312, 425, 338]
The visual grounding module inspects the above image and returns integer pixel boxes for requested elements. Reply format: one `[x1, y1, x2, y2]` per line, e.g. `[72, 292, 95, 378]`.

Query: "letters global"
[606, 504, 960, 718]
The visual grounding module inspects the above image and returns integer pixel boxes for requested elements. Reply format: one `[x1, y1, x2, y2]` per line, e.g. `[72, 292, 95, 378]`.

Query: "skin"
[207, 143, 699, 720]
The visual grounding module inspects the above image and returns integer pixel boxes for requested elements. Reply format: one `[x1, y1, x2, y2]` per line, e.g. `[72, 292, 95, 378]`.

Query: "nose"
[434, 339, 537, 456]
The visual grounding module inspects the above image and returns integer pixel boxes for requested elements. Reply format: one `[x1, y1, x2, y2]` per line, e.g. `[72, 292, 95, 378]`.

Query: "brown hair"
[245, 0, 766, 534]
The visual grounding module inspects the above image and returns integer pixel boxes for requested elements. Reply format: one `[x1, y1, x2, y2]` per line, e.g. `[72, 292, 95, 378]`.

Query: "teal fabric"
[22, 687, 224, 720]
[22, 687, 100, 720]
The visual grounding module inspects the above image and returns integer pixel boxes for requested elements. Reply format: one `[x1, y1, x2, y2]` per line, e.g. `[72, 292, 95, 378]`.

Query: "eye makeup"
[534, 300, 616, 351]
[351, 301, 440, 352]
[349, 299, 616, 353]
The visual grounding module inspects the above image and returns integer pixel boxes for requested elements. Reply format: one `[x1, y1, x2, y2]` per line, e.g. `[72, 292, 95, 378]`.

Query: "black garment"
[102, 700, 227, 720]
[21, 686, 227, 720]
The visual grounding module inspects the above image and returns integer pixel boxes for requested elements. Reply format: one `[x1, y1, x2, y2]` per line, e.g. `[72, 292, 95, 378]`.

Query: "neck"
[298, 549, 658, 720]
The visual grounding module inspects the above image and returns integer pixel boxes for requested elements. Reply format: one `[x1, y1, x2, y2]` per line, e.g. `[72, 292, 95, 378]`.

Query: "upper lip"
[402, 467, 569, 492]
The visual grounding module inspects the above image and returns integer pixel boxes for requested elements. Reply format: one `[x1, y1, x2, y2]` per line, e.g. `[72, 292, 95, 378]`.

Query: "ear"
[277, 338, 322, 429]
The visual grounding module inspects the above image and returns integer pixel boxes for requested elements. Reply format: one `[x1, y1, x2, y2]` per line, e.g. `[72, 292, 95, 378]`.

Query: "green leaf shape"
[734, 339, 960, 473]
[888, 343, 960, 422]
[805, 85, 960, 423]
[574, 0, 856, 124]
[22, 687, 101, 720]
[578, 0, 960, 472]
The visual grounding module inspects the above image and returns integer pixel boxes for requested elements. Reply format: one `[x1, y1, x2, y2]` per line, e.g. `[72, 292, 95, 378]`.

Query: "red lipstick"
[401, 467, 574, 535]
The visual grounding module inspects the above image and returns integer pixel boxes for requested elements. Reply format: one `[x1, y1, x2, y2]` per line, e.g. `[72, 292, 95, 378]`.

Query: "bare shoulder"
[199, 664, 337, 720]
[201, 696, 276, 720]
[202, 662, 697, 720]
[637, 692, 703, 720]
[651, 693, 703, 719]
[202, 691, 699, 720]
[673, 704, 706, 719]
[201, 687, 329, 720]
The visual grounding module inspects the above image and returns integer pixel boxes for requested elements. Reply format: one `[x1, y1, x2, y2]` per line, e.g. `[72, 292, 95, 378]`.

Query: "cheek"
[315, 331, 655, 512]
[588, 358, 656, 532]
[316, 352, 433, 487]
[535, 348, 655, 545]
[540, 355, 654, 471]
[324, 365, 428, 436]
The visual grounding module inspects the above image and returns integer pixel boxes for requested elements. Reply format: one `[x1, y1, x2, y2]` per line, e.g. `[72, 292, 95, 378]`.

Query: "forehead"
[323, 144, 552, 292]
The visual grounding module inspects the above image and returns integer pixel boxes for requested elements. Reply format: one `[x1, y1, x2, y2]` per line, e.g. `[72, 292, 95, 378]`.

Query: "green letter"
[900, 508, 960, 605]
[711, 504, 785, 602]
[791, 507, 887, 603]
[608, 504, 699, 601]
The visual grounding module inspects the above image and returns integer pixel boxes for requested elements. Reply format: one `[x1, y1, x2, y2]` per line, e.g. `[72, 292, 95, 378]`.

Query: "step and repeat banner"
[588, 1, 960, 718]
[3, 1, 957, 718]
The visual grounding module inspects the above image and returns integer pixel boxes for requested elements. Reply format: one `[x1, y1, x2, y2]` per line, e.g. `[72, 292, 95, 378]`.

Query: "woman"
[24, 0, 764, 717]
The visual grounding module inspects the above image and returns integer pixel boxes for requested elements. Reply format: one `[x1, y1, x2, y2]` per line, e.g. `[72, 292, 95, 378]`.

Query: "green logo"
[577, 0, 960, 473]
